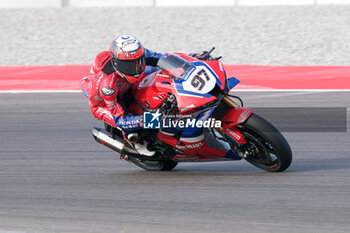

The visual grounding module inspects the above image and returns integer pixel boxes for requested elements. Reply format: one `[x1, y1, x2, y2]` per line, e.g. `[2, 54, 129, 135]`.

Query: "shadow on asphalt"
[100, 157, 350, 180]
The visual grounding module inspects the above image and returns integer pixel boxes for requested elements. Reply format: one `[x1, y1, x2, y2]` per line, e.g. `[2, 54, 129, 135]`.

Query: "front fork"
[217, 96, 253, 145]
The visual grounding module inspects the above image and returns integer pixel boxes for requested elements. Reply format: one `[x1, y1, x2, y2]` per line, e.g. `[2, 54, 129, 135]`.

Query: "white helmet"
[109, 35, 146, 84]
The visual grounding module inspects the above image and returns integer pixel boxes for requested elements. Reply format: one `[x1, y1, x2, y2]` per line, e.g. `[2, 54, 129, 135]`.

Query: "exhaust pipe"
[92, 127, 159, 159]
[92, 127, 142, 158]
[92, 127, 126, 153]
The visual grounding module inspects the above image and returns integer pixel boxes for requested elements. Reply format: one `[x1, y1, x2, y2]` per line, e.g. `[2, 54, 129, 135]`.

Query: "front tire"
[239, 113, 292, 172]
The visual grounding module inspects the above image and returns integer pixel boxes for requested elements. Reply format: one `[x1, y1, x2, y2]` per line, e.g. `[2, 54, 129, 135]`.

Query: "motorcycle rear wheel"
[129, 157, 178, 171]
[239, 113, 292, 172]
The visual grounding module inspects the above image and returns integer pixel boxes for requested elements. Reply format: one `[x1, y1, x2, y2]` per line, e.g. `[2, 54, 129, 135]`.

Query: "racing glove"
[113, 115, 143, 131]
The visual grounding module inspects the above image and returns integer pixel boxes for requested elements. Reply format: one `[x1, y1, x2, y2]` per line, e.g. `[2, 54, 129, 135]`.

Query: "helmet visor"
[115, 55, 145, 77]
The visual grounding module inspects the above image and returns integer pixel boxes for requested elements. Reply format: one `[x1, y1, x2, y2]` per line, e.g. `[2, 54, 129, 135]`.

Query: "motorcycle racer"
[84, 35, 222, 156]
[87, 35, 162, 135]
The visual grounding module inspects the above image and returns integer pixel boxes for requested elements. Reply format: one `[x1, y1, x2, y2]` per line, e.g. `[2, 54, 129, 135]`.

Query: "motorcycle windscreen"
[157, 54, 192, 79]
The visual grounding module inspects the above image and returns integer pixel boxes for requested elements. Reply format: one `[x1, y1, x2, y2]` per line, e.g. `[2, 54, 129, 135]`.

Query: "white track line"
[0, 90, 81, 94]
[0, 89, 350, 94]
[232, 89, 350, 92]
[230, 89, 350, 100]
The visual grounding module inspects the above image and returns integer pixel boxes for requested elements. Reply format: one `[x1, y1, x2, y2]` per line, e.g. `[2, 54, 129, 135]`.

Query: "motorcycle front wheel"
[238, 113, 292, 172]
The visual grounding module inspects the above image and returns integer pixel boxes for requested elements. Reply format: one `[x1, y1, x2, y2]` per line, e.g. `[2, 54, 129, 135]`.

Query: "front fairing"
[179, 61, 226, 112]
[132, 54, 228, 114]
[163, 54, 227, 114]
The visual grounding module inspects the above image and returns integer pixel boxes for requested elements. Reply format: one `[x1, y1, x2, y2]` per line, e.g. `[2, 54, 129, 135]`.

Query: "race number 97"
[191, 69, 210, 91]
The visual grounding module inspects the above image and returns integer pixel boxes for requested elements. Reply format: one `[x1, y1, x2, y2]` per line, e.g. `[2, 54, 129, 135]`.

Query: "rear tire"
[128, 157, 178, 171]
[240, 113, 292, 172]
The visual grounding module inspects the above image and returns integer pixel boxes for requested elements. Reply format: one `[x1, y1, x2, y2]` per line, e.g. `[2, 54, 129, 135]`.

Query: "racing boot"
[125, 132, 156, 157]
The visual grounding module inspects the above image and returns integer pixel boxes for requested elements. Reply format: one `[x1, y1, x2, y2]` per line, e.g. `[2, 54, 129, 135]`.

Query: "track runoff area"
[0, 65, 349, 92]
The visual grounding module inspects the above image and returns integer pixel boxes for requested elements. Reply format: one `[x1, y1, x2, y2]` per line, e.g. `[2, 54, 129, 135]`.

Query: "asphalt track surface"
[0, 91, 349, 233]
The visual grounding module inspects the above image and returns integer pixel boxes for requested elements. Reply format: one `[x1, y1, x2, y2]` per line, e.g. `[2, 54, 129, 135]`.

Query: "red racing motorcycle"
[82, 49, 292, 172]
